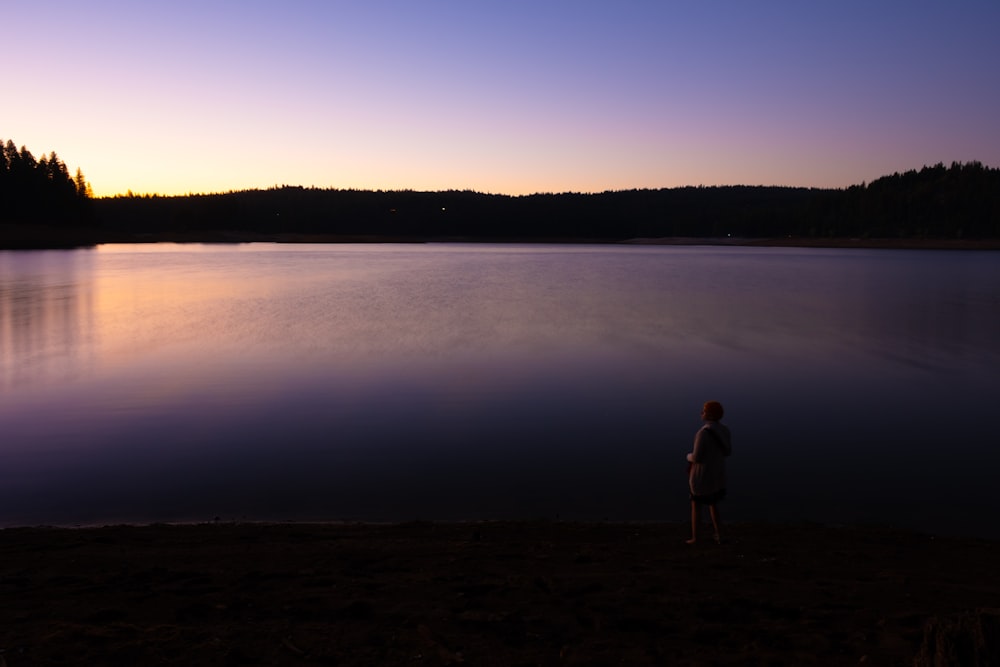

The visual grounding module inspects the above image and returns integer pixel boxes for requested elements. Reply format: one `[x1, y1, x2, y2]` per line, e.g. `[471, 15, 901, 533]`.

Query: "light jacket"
[687, 421, 732, 496]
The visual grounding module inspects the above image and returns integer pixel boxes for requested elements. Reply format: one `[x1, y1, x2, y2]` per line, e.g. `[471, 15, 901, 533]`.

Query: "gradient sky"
[6, 1, 1000, 197]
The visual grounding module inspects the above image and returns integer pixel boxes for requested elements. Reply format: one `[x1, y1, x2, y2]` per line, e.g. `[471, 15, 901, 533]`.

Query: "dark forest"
[1, 139, 94, 228]
[2, 137, 998, 247]
[92, 162, 1000, 242]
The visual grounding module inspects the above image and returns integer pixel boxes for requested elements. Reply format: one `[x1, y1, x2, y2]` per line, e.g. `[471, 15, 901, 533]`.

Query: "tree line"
[0, 138, 93, 227]
[3, 135, 997, 241]
[95, 161, 999, 241]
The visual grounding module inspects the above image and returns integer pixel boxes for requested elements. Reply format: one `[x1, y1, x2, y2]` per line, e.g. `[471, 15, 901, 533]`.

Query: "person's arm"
[686, 429, 706, 463]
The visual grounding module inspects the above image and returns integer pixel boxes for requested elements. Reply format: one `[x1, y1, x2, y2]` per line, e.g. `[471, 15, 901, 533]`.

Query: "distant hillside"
[93, 161, 999, 242]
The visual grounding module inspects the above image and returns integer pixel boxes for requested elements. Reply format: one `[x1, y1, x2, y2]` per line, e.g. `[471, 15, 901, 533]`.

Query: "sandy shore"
[1, 521, 998, 666]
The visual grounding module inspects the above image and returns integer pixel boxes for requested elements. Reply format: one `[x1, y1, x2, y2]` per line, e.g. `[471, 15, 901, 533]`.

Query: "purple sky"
[7, 1, 999, 196]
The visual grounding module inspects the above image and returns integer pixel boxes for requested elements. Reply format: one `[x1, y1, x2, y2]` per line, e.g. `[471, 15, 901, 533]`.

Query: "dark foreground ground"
[1, 521, 998, 666]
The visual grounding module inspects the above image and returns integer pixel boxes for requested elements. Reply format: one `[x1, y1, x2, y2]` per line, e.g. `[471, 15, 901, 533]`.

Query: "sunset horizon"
[86, 159, 989, 199]
[7, 2, 998, 199]
[5, 133, 993, 200]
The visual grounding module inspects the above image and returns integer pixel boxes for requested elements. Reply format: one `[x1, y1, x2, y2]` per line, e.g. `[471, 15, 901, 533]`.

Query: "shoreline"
[622, 236, 1000, 250]
[2, 520, 998, 665]
[4, 224, 1000, 250]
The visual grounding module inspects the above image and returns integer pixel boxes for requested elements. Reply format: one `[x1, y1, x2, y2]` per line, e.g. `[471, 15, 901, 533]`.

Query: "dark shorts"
[690, 488, 727, 505]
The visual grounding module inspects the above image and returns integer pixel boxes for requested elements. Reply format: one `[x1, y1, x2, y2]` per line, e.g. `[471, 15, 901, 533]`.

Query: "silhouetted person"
[685, 401, 732, 544]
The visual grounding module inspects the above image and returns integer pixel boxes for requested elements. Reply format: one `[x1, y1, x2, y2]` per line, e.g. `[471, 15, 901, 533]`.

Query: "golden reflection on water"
[4, 243, 1000, 397]
[1, 246, 251, 393]
[0, 251, 96, 391]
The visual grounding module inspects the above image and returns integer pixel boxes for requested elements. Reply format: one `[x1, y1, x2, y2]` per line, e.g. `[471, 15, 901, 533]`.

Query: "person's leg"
[708, 504, 722, 543]
[686, 501, 699, 544]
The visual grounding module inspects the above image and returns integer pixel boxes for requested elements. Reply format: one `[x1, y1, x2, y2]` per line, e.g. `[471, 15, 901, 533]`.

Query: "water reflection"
[0, 251, 95, 390]
[1, 244, 998, 536]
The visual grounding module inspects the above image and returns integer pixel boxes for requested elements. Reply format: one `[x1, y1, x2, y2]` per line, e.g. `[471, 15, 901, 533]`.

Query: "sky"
[5, 1, 1000, 197]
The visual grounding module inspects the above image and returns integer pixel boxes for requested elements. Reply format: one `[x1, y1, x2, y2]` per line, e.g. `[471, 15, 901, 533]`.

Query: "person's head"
[702, 401, 724, 422]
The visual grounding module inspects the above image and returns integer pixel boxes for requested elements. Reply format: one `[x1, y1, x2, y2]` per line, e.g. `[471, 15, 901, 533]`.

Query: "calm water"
[1, 243, 998, 537]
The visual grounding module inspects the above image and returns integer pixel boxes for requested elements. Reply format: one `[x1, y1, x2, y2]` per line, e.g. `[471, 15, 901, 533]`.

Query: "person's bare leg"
[709, 504, 722, 543]
[686, 501, 699, 544]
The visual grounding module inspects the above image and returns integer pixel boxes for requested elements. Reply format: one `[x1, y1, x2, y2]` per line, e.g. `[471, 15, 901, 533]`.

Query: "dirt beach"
[2, 521, 998, 666]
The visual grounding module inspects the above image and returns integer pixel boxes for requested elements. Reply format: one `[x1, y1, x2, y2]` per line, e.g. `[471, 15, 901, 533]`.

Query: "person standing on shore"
[686, 401, 732, 544]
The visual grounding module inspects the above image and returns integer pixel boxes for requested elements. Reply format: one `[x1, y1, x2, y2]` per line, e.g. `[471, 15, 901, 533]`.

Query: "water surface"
[2, 244, 998, 536]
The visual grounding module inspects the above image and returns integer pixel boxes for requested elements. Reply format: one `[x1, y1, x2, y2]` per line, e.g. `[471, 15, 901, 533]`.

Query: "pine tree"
[0, 140, 94, 227]
[75, 168, 93, 198]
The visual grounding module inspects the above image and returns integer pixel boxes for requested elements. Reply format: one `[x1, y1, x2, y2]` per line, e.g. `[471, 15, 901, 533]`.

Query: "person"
[685, 401, 732, 544]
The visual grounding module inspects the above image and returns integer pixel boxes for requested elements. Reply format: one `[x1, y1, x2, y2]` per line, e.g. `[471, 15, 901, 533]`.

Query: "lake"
[2, 243, 998, 537]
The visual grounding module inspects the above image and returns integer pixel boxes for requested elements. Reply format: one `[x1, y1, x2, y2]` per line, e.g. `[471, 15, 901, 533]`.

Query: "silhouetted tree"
[75, 168, 93, 198]
[0, 138, 93, 228]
